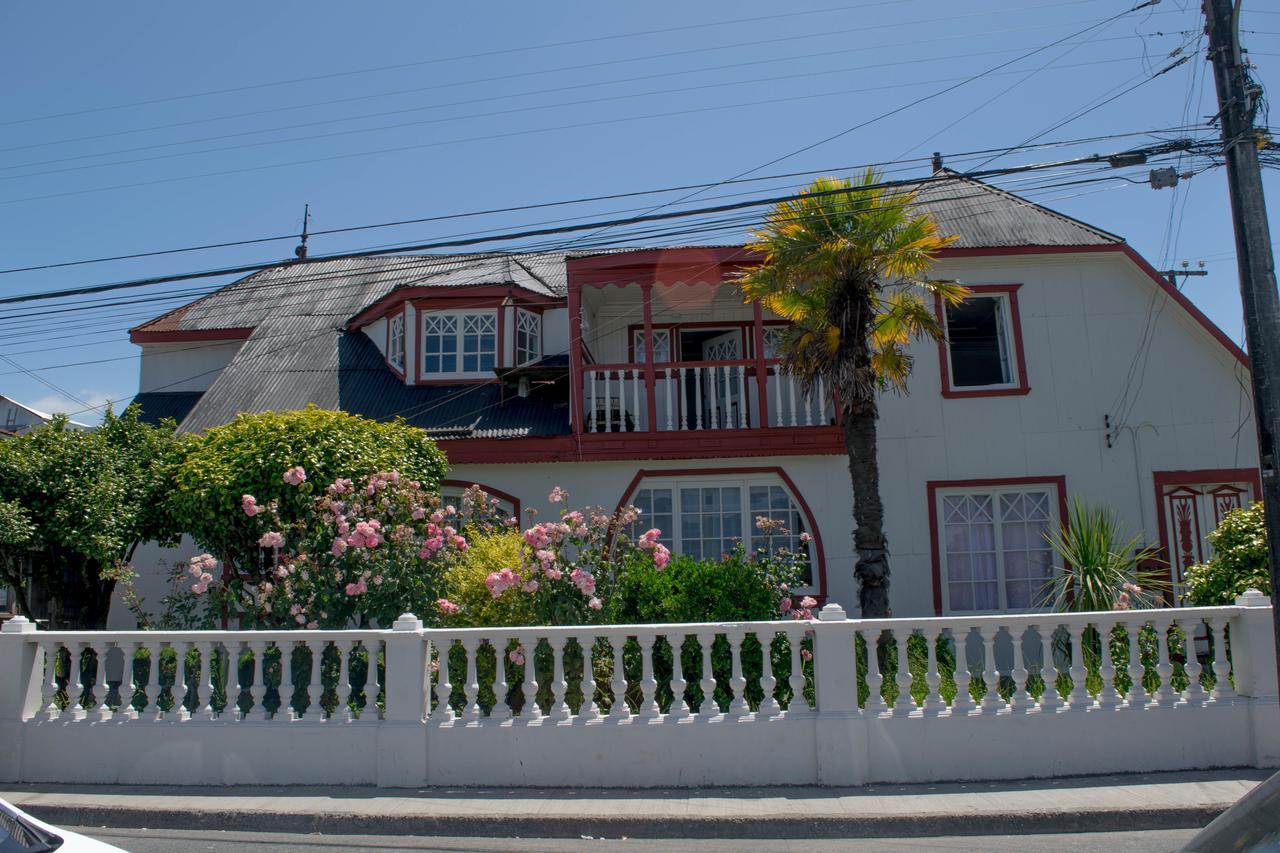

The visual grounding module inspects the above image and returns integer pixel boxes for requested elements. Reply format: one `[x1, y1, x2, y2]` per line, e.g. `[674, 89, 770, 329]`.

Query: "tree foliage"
[1184, 500, 1270, 605]
[166, 407, 449, 572]
[733, 171, 960, 617]
[0, 407, 181, 627]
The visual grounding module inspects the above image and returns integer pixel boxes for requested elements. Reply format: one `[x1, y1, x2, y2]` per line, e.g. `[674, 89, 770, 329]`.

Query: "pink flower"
[306, 621, 318, 630]
[344, 581, 367, 597]
[191, 582, 208, 594]
[504, 516, 518, 528]
[289, 604, 302, 616]
[800, 648, 813, 661]
[436, 598, 461, 616]
[779, 597, 793, 614]
[328, 478, 352, 495]
[444, 505, 457, 516]
[652, 544, 671, 570]
[799, 532, 812, 544]
[800, 596, 818, 609]
[283, 466, 307, 486]
[545, 567, 562, 581]
[199, 572, 213, 584]
[331, 537, 348, 557]
[588, 597, 602, 610]
[522, 579, 539, 593]
[258, 531, 285, 549]
[549, 486, 567, 504]
[241, 494, 260, 517]
[411, 506, 426, 520]
[508, 646, 525, 666]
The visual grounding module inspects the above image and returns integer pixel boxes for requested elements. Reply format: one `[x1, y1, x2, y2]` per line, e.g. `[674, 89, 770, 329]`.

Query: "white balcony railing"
[583, 362, 835, 433]
[3, 593, 1278, 788]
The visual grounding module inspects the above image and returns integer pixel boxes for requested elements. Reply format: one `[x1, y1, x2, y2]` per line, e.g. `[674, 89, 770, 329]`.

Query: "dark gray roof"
[177, 321, 568, 438]
[909, 171, 1121, 248]
[125, 391, 205, 426]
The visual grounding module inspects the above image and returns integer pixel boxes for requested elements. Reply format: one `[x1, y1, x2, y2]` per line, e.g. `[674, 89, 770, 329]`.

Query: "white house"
[0, 396, 90, 436]
[119, 172, 1258, 625]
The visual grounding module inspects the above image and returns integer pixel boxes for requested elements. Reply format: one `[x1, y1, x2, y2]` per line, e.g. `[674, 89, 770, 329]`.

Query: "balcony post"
[569, 281, 584, 436]
[642, 283, 658, 432]
[753, 301, 769, 429]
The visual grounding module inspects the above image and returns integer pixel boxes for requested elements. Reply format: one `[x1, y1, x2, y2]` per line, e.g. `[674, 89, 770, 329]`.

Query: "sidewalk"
[2, 769, 1269, 839]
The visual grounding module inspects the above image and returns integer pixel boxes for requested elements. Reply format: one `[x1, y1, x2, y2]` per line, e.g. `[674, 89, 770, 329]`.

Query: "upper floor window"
[422, 311, 496, 376]
[388, 313, 406, 373]
[931, 480, 1060, 614]
[940, 286, 1028, 396]
[633, 328, 671, 362]
[516, 310, 541, 366]
[762, 326, 784, 359]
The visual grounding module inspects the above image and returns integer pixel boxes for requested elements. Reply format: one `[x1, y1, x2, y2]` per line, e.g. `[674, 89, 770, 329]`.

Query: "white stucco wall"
[138, 341, 245, 394]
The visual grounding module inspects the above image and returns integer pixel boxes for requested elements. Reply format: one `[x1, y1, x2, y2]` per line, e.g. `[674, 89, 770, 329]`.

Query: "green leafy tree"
[166, 407, 449, 574]
[1184, 500, 1269, 605]
[0, 408, 182, 628]
[735, 171, 963, 616]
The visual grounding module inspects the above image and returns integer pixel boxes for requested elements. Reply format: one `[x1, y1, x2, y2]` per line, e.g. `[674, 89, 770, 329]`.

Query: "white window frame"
[633, 328, 671, 363]
[762, 326, 785, 359]
[943, 292, 1018, 391]
[515, 309, 541, 366]
[935, 482, 1061, 615]
[627, 472, 816, 590]
[388, 313, 406, 373]
[421, 310, 497, 378]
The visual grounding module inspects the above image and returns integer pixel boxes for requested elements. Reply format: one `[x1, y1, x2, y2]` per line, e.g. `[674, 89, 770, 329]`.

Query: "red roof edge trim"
[130, 327, 254, 344]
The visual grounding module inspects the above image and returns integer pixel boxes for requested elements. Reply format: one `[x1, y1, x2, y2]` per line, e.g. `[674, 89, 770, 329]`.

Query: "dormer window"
[388, 313, 406, 373]
[516, 310, 541, 365]
[422, 311, 496, 377]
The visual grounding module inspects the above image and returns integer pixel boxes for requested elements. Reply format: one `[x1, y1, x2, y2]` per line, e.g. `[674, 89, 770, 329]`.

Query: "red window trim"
[1151, 467, 1261, 584]
[612, 465, 828, 601]
[935, 283, 1031, 399]
[926, 475, 1069, 616]
[440, 479, 522, 518]
[384, 305, 407, 380]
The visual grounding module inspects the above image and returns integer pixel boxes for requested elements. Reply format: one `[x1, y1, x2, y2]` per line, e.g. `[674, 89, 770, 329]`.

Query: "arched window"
[617, 468, 822, 590]
[440, 480, 520, 519]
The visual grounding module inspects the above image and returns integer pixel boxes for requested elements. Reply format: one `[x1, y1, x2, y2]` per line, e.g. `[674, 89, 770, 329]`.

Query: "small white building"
[121, 173, 1258, 624]
[0, 396, 89, 436]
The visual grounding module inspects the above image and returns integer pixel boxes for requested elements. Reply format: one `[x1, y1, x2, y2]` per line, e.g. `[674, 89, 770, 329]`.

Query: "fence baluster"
[737, 365, 748, 428]
[758, 632, 780, 716]
[1067, 624, 1091, 710]
[147, 642, 165, 721]
[864, 630, 887, 714]
[1097, 623, 1121, 709]
[639, 633, 660, 718]
[664, 368, 674, 431]
[205, 643, 221, 720]
[579, 636, 598, 719]
[698, 632, 717, 715]
[893, 630, 914, 714]
[1038, 625, 1062, 711]
[727, 631, 748, 715]
[248, 641, 267, 720]
[306, 641, 324, 721]
[1126, 621, 1149, 708]
[951, 628, 974, 714]
[773, 367, 783, 427]
[175, 641, 193, 721]
[493, 640, 512, 721]
[787, 629, 808, 712]
[433, 638, 454, 721]
[94, 642, 113, 721]
[1209, 617, 1235, 701]
[588, 371, 597, 432]
[1181, 619, 1206, 704]
[1155, 622, 1177, 706]
[667, 634, 690, 718]
[523, 637, 542, 720]
[607, 635, 627, 718]
[460, 637, 481, 721]
[979, 627, 1003, 713]
[1010, 626, 1032, 712]
[549, 636, 570, 720]
[787, 373, 798, 427]
[693, 368, 703, 430]
[923, 630, 945, 714]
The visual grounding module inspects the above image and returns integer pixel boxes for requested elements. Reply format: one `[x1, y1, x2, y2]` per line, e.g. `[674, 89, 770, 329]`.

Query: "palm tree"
[736, 171, 964, 617]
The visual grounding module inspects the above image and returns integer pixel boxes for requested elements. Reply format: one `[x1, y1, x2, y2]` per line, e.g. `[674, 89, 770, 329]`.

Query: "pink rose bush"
[201, 471, 507, 629]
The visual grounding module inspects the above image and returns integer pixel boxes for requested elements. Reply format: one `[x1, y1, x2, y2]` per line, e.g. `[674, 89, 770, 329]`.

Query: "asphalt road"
[70, 826, 1199, 852]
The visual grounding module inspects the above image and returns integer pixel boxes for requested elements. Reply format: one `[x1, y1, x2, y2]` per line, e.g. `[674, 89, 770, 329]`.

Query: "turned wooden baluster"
[523, 637, 543, 720]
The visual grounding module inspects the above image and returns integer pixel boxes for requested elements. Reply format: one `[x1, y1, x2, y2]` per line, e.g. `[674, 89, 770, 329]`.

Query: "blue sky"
[0, 0, 1276, 422]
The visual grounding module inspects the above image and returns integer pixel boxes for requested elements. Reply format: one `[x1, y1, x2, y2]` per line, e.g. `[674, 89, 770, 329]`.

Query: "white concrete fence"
[2, 594, 1277, 788]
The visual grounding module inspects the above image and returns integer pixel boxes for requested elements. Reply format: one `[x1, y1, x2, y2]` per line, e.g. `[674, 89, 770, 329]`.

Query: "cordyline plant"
[179, 470, 511, 629]
[1045, 497, 1166, 612]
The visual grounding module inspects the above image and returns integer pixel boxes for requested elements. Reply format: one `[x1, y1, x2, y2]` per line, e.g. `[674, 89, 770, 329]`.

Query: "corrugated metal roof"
[125, 391, 205, 425]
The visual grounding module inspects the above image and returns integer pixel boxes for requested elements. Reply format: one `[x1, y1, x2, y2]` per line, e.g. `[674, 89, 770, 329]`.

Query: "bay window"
[388, 313, 406, 373]
[516, 310, 541, 365]
[422, 311, 496, 377]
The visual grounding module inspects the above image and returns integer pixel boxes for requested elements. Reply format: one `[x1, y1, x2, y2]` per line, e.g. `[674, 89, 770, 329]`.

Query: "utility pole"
[1203, 0, 1280, 685]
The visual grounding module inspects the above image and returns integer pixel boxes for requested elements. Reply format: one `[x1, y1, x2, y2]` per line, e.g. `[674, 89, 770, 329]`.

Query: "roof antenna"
[931, 152, 943, 173]
[294, 204, 310, 260]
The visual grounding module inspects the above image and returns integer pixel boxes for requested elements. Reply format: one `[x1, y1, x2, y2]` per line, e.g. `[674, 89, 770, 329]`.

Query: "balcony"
[582, 360, 834, 433]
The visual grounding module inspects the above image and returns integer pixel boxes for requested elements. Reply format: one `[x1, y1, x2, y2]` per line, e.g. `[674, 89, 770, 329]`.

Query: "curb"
[18, 802, 1229, 839]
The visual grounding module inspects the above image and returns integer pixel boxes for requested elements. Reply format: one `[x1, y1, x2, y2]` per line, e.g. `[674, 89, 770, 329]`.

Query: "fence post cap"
[392, 613, 423, 630]
[1, 615, 35, 634]
[1237, 589, 1271, 607]
[817, 603, 847, 621]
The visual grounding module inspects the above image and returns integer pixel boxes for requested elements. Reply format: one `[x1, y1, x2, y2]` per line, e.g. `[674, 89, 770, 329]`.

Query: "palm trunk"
[843, 397, 891, 618]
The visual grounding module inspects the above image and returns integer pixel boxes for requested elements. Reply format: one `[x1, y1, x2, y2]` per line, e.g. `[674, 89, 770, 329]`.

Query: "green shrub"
[607, 552, 789, 624]
[1185, 501, 1269, 605]
[443, 531, 534, 628]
